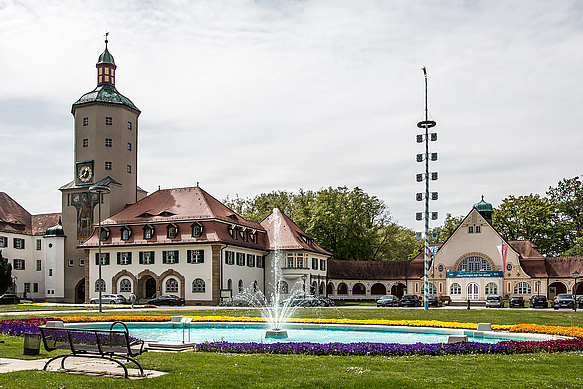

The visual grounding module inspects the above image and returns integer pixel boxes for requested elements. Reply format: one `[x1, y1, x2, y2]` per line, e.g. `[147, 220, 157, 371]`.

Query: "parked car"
[439, 295, 451, 306]
[377, 295, 400, 307]
[400, 294, 421, 307]
[485, 295, 504, 308]
[115, 294, 128, 304]
[509, 296, 525, 308]
[554, 294, 575, 309]
[0, 294, 20, 304]
[148, 295, 185, 306]
[89, 294, 125, 304]
[578, 296, 583, 309]
[426, 296, 443, 307]
[530, 295, 548, 308]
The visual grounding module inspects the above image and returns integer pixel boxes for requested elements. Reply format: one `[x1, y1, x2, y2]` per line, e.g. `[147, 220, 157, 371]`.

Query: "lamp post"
[302, 274, 307, 298]
[573, 271, 579, 312]
[137, 273, 141, 305]
[89, 185, 110, 313]
[536, 280, 541, 297]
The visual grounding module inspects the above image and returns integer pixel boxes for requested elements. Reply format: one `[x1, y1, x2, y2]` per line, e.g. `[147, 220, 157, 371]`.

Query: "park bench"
[39, 321, 146, 378]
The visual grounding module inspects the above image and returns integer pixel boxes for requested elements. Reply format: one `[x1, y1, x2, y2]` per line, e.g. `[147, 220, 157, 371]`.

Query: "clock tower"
[58, 36, 144, 302]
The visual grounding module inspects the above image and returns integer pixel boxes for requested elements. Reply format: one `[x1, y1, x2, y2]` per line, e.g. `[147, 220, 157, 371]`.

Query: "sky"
[1, 0, 582, 231]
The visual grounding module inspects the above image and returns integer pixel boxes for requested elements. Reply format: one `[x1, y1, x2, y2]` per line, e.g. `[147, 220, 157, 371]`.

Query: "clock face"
[78, 165, 93, 183]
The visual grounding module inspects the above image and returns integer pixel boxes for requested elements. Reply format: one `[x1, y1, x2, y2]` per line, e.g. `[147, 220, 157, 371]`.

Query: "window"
[117, 252, 132, 265]
[80, 259, 85, 266]
[476, 226, 481, 233]
[121, 226, 132, 240]
[127, 121, 132, 130]
[13, 238, 25, 249]
[312, 258, 318, 270]
[428, 283, 437, 295]
[514, 282, 532, 295]
[236, 253, 245, 266]
[95, 252, 110, 265]
[167, 224, 178, 239]
[99, 228, 110, 241]
[105, 161, 112, 170]
[83, 117, 88, 126]
[143, 226, 154, 239]
[229, 226, 237, 240]
[36, 239, 42, 250]
[120, 279, 132, 292]
[187, 250, 204, 264]
[256, 255, 264, 268]
[127, 142, 132, 151]
[239, 228, 248, 242]
[227, 279, 232, 292]
[166, 278, 178, 293]
[457, 256, 491, 272]
[191, 223, 203, 237]
[320, 259, 326, 271]
[24, 283, 30, 293]
[249, 231, 257, 244]
[192, 278, 205, 293]
[163, 250, 179, 264]
[468, 226, 474, 233]
[83, 139, 88, 147]
[238, 279, 244, 293]
[225, 251, 235, 265]
[0, 236, 6, 247]
[36, 260, 42, 271]
[33, 283, 39, 293]
[247, 254, 255, 267]
[105, 117, 112, 125]
[13, 259, 25, 270]
[277, 281, 289, 294]
[450, 283, 462, 295]
[485, 282, 498, 295]
[139, 251, 155, 265]
[105, 138, 112, 147]
[127, 165, 131, 173]
[48, 269, 53, 276]
[296, 254, 304, 268]
[68, 259, 74, 267]
[287, 255, 294, 268]
[95, 279, 106, 292]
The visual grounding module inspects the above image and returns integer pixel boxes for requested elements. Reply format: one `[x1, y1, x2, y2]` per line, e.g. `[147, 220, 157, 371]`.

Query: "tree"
[492, 194, 569, 256]
[430, 213, 464, 242]
[547, 176, 583, 248]
[0, 251, 12, 295]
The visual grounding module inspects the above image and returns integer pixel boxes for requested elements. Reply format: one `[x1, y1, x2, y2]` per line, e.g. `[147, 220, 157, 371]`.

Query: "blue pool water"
[76, 322, 527, 344]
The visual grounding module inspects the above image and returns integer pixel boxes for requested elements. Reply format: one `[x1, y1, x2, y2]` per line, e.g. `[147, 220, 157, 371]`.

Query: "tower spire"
[96, 33, 116, 85]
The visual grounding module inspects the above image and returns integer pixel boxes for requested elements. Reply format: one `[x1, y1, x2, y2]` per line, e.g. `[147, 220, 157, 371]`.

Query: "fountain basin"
[265, 330, 288, 339]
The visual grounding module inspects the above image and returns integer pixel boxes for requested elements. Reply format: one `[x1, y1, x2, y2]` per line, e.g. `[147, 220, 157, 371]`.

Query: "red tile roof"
[327, 259, 412, 280]
[509, 240, 544, 259]
[0, 192, 31, 234]
[32, 213, 62, 236]
[545, 256, 583, 278]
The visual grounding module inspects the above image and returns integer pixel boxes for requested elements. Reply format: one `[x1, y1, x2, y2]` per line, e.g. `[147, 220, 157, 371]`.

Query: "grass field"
[1, 306, 582, 388]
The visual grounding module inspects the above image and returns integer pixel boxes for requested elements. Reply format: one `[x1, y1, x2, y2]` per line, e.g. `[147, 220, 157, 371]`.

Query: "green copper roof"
[97, 47, 115, 65]
[72, 83, 140, 113]
[473, 196, 493, 212]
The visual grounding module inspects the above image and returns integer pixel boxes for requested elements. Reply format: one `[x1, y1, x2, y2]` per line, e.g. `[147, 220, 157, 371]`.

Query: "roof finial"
[481, 195, 484, 201]
[104, 31, 109, 48]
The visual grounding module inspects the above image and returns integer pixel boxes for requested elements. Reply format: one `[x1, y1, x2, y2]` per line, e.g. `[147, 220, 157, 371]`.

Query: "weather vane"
[104, 31, 109, 47]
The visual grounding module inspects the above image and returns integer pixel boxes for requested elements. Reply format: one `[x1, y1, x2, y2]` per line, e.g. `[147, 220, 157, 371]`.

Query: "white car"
[89, 294, 125, 304]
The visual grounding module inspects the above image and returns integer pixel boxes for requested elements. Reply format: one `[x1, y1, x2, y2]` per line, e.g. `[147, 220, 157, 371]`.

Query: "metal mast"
[416, 67, 438, 310]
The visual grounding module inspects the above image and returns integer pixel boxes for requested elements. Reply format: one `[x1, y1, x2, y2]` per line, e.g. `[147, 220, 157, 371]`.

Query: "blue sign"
[446, 271, 504, 278]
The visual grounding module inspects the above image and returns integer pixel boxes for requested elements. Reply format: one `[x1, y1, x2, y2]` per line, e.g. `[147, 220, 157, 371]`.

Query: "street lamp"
[573, 271, 579, 312]
[301, 274, 307, 298]
[137, 273, 141, 305]
[536, 280, 541, 297]
[89, 185, 110, 313]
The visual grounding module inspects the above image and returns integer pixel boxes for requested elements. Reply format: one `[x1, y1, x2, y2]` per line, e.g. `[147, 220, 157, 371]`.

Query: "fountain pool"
[71, 322, 548, 344]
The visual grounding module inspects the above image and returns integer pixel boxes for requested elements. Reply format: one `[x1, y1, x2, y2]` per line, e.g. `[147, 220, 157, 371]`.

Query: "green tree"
[0, 251, 12, 294]
[547, 176, 583, 248]
[492, 194, 569, 256]
[430, 213, 464, 242]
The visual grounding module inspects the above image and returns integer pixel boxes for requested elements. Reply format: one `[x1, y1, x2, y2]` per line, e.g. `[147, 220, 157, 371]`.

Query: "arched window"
[119, 278, 132, 292]
[95, 279, 106, 292]
[457, 256, 492, 272]
[166, 278, 178, 293]
[450, 283, 461, 295]
[428, 283, 437, 295]
[485, 282, 498, 295]
[167, 224, 178, 239]
[192, 278, 205, 293]
[277, 281, 288, 294]
[238, 279, 244, 293]
[514, 282, 532, 295]
[191, 222, 203, 238]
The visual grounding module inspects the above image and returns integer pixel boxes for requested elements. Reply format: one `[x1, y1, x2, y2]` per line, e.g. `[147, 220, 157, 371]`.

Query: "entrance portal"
[75, 279, 85, 303]
[145, 277, 157, 299]
[467, 283, 479, 301]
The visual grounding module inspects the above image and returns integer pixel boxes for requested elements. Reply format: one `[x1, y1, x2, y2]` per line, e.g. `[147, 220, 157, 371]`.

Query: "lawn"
[1, 307, 583, 388]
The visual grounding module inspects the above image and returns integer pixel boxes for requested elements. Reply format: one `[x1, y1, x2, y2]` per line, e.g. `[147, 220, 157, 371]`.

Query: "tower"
[58, 36, 142, 302]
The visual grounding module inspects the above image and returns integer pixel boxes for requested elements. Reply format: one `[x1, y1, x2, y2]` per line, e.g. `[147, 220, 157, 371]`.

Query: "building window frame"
[119, 278, 132, 292]
[105, 138, 112, 147]
[165, 278, 179, 293]
[13, 259, 25, 270]
[187, 249, 204, 264]
[105, 117, 112, 125]
[163, 250, 179, 264]
[192, 278, 205, 293]
[139, 251, 155, 265]
[105, 161, 112, 170]
[83, 117, 89, 126]
[13, 238, 25, 249]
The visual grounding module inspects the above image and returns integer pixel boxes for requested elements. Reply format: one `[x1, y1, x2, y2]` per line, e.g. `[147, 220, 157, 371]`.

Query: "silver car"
[89, 294, 125, 304]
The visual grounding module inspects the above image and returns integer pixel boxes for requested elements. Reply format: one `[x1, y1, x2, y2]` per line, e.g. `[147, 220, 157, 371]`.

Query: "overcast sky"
[1, 0, 582, 231]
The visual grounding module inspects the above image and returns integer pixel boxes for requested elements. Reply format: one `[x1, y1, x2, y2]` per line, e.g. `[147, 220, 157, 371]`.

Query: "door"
[467, 283, 479, 301]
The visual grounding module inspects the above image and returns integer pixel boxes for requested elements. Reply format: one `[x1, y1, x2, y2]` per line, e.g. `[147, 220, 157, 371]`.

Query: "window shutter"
[163, 251, 167, 264]
[22, 260, 25, 270]
[117, 252, 121, 265]
[187, 250, 192, 263]
[127, 252, 132, 265]
[95, 253, 99, 265]
[199, 250, 204, 263]
[105, 255, 110, 265]
[174, 251, 179, 264]
[139, 252, 143, 264]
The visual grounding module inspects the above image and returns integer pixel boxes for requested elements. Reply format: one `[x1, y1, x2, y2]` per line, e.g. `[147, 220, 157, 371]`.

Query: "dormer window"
[120, 226, 132, 241]
[239, 227, 248, 242]
[229, 225, 238, 240]
[143, 225, 154, 239]
[167, 223, 178, 239]
[249, 230, 257, 244]
[191, 222, 203, 238]
[99, 227, 110, 241]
